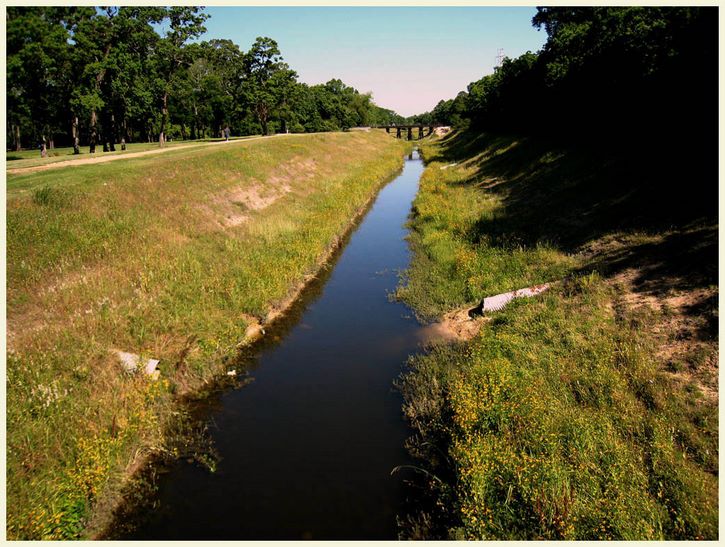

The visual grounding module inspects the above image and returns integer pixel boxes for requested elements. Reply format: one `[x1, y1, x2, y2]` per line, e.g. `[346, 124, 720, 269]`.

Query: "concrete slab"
[115, 350, 160, 376]
[483, 283, 551, 312]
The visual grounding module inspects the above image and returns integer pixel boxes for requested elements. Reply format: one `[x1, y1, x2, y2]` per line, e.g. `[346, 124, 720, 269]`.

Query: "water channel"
[124, 150, 427, 540]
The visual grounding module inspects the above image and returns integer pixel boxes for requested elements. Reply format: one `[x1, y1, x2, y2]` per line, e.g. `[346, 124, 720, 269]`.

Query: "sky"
[198, 7, 547, 117]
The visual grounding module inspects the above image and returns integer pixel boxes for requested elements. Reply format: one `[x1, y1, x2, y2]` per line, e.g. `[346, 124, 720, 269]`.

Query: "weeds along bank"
[6, 131, 408, 539]
[397, 133, 718, 539]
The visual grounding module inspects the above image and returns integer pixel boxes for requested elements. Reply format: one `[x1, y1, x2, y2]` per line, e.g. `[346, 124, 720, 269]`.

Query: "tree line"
[7, 6, 407, 152]
[409, 7, 717, 145]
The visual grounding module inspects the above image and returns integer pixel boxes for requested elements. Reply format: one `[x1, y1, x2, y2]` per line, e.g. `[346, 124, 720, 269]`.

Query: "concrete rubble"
[115, 350, 160, 377]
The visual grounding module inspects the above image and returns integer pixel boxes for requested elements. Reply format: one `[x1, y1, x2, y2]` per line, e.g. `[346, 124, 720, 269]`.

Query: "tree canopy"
[6, 7, 405, 151]
[411, 7, 716, 143]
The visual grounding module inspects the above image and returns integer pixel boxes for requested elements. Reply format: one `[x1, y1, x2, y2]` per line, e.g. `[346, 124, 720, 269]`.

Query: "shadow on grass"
[427, 129, 718, 296]
[586, 226, 718, 294]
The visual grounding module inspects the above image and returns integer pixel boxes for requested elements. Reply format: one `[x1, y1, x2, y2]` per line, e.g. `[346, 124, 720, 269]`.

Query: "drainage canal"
[122, 150, 427, 540]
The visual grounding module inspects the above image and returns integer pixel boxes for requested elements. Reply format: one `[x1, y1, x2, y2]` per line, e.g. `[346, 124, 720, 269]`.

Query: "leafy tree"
[153, 6, 208, 146]
[6, 7, 79, 151]
[321, 79, 358, 129]
[205, 39, 245, 135]
[421, 7, 716, 143]
[532, 7, 717, 139]
[467, 52, 540, 132]
[241, 37, 297, 136]
[103, 7, 163, 150]
[71, 7, 122, 153]
[369, 105, 406, 126]
[6, 8, 407, 148]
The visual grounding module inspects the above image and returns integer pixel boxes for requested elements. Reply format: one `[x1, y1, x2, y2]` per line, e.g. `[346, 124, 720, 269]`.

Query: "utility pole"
[496, 48, 505, 68]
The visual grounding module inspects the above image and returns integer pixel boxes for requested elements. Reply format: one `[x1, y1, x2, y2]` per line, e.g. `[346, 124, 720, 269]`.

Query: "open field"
[397, 132, 718, 539]
[6, 130, 408, 539]
[6, 135, 261, 172]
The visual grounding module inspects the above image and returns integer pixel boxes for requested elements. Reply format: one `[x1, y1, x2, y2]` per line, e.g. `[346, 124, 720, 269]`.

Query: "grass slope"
[6, 137, 254, 170]
[397, 132, 717, 539]
[6, 130, 408, 539]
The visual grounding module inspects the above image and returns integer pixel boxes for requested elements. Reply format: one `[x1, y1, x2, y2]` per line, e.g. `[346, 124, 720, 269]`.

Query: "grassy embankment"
[7, 130, 408, 539]
[396, 132, 718, 539]
[6, 137, 256, 170]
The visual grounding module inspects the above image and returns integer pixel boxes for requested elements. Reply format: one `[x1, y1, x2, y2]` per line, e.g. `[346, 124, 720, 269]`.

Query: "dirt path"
[7, 134, 304, 175]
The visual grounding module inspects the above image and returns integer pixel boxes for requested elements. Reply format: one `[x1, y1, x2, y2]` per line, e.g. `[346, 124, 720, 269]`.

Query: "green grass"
[6, 130, 408, 539]
[396, 145, 576, 319]
[402, 278, 717, 539]
[397, 132, 718, 539]
[6, 136, 256, 170]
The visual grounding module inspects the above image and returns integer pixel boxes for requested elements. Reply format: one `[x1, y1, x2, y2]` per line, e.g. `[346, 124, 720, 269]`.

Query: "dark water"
[125, 151, 426, 540]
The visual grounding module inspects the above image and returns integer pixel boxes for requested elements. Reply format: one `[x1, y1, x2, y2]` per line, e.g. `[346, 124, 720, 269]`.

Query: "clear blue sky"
[198, 7, 547, 117]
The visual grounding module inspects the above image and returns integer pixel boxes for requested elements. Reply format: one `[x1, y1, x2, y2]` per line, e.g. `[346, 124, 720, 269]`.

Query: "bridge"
[373, 124, 442, 140]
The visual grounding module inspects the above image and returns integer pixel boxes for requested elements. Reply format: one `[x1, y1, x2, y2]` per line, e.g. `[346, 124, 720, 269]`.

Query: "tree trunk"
[120, 118, 127, 150]
[159, 92, 168, 147]
[192, 103, 199, 140]
[14, 124, 21, 152]
[109, 113, 116, 151]
[90, 43, 111, 154]
[72, 116, 80, 154]
[89, 110, 97, 153]
[256, 102, 269, 136]
[40, 135, 47, 158]
[180, 123, 187, 140]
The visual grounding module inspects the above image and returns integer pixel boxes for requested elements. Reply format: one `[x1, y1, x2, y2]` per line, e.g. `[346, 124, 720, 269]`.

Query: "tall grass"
[6, 131, 408, 539]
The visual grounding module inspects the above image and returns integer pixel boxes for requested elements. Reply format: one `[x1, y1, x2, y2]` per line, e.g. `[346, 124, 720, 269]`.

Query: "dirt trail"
[7, 133, 305, 175]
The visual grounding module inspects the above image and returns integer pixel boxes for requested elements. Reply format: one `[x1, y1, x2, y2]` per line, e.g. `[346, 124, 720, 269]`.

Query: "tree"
[531, 7, 717, 139]
[7, 9, 409, 148]
[6, 7, 79, 151]
[103, 7, 163, 150]
[241, 37, 297, 136]
[369, 105, 406, 127]
[204, 39, 245, 136]
[71, 7, 122, 153]
[154, 6, 208, 146]
[466, 52, 541, 132]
